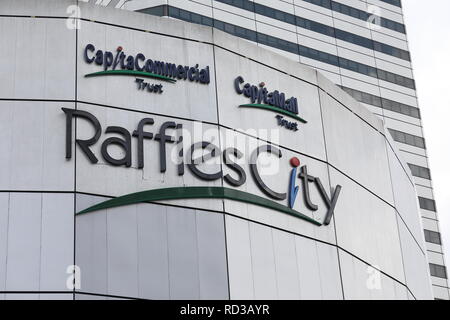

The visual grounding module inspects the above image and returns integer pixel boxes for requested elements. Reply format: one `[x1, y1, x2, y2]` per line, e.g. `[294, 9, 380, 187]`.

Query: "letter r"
[62, 107, 101, 163]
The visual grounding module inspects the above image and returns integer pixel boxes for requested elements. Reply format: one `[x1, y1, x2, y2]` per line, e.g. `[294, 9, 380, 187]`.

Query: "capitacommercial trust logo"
[83, 44, 210, 95]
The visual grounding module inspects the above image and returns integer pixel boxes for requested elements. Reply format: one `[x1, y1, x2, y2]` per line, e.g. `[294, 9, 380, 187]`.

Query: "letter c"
[84, 44, 95, 63]
[135, 53, 146, 71]
[234, 76, 244, 94]
[250, 145, 287, 200]
[187, 142, 222, 181]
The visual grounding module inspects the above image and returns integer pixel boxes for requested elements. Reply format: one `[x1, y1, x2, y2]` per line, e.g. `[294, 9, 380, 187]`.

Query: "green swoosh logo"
[84, 69, 176, 83]
[77, 186, 321, 226]
[239, 104, 307, 123]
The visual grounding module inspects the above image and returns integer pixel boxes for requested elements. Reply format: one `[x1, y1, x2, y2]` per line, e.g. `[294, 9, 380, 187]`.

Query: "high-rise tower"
[123, 0, 449, 299]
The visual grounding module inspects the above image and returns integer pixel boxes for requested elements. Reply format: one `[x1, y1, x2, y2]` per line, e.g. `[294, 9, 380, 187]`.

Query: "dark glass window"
[224, 23, 235, 34]
[202, 16, 214, 27]
[138, 5, 167, 17]
[408, 164, 431, 180]
[388, 129, 425, 149]
[430, 263, 447, 279]
[380, 0, 402, 8]
[169, 7, 180, 18]
[419, 197, 437, 212]
[191, 12, 202, 24]
[246, 29, 257, 42]
[179, 9, 191, 21]
[234, 26, 247, 38]
[285, 12, 295, 25]
[340, 86, 420, 118]
[215, 20, 225, 31]
[424, 230, 442, 245]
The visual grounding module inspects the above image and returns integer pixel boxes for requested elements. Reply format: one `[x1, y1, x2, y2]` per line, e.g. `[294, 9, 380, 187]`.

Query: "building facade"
[123, 0, 450, 300]
[0, 0, 436, 300]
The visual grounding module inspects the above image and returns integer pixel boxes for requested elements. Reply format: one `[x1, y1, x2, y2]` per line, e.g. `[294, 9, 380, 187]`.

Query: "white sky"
[402, 1, 450, 271]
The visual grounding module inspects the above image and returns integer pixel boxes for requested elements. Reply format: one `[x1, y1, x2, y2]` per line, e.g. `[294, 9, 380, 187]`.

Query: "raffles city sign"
[63, 106, 341, 227]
